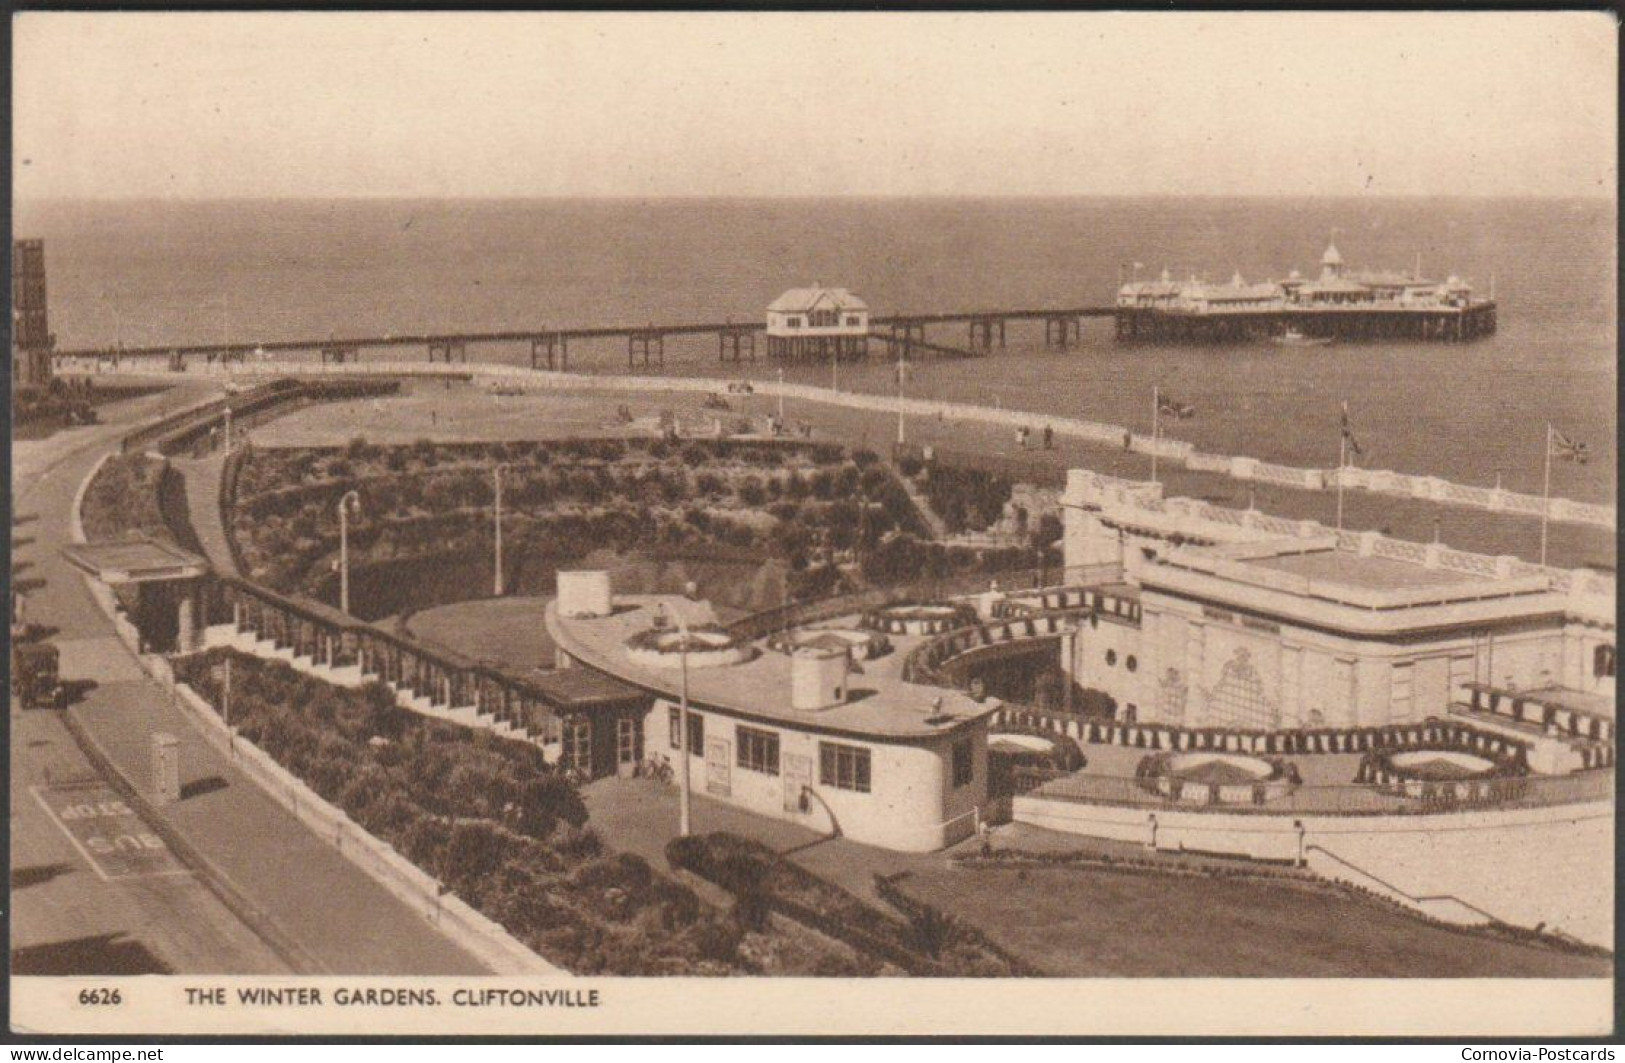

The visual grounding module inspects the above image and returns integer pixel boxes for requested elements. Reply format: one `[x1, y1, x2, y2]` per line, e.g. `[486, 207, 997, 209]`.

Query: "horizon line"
[14, 191, 1618, 205]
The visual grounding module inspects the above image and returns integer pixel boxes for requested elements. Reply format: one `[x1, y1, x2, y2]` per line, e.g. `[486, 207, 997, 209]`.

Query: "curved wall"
[1015, 793, 1613, 947]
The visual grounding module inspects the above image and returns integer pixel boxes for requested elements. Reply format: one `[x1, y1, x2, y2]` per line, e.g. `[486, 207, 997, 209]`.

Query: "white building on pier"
[766, 286, 871, 361]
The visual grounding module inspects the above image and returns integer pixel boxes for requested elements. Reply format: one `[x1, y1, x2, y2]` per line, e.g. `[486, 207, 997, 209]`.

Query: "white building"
[545, 576, 993, 851]
[765, 286, 870, 361]
[1060, 470, 1615, 753]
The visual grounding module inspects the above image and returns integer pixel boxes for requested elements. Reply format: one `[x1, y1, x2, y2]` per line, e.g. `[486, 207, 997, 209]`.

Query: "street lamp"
[338, 490, 361, 615]
[896, 345, 907, 447]
[492, 463, 509, 597]
[677, 617, 693, 837]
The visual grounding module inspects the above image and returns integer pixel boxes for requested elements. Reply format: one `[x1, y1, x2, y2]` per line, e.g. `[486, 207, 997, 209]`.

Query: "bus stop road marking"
[30, 785, 192, 881]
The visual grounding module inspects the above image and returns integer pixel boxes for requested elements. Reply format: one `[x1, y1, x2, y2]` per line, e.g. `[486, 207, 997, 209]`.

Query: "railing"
[121, 379, 302, 454]
[1013, 765, 1613, 817]
[724, 565, 1049, 641]
[994, 703, 1534, 763]
[902, 610, 1082, 686]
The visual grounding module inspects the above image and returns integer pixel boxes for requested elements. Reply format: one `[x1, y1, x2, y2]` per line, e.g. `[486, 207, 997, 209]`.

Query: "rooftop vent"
[558, 570, 613, 619]
[790, 647, 848, 711]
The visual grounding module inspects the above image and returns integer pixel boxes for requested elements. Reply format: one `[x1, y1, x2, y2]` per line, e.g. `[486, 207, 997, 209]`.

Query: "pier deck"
[52, 300, 1497, 365]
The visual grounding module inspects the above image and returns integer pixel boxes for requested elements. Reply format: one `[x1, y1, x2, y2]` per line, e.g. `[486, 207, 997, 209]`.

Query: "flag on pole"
[1549, 429, 1590, 464]
[1339, 402, 1364, 458]
[1157, 392, 1195, 420]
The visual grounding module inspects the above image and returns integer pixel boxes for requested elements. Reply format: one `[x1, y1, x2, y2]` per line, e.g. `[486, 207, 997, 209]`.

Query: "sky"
[12, 11, 1618, 200]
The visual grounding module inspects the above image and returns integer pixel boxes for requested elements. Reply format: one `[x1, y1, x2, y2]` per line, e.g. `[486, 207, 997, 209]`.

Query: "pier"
[51, 306, 1125, 366]
[50, 298, 1500, 368]
[1115, 303, 1499, 344]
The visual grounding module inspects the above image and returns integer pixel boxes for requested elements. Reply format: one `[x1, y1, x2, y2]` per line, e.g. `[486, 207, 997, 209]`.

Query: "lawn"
[405, 596, 560, 670]
[582, 778, 1609, 978]
[894, 863, 1612, 978]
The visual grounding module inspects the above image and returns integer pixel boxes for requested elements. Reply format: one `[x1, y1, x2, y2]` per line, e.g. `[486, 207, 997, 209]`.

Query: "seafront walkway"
[23, 392, 494, 976]
[80, 359, 1613, 534]
[172, 451, 239, 575]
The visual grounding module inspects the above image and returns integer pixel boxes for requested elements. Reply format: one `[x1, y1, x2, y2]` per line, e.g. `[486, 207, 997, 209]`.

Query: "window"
[1126, 655, 1138, 673]
[617, 716, 642, 765]
[1105, 649, 1117, 667]
[845, 315, 861, 327]
[810, 309, 838, 328]
[562, 718, 591, 773]
[819, 742, 871, 793]
[951, 738, 974, 788]
[669, 706, 703, 751]
[737, 726, 781, 775]
[1595, 645, 1616, 679]
[786, 317, 802, 329]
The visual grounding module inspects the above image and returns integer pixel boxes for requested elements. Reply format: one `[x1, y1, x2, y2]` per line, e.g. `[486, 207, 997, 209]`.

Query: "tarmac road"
[11, 383, 293, 976]
[12, 381, 492, 979]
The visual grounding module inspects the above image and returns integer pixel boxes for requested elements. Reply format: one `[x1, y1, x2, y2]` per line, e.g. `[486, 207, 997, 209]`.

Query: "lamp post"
[896, 345, 907, 448]
[677, 618, 693, 837]
[338, 490, 361, 615]
[492, 463, 509, 596]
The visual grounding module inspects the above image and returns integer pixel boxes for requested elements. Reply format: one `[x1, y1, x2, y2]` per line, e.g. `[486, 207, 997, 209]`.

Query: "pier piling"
[718, 326, 756, 363]
[628, 329, 665, 369]
[427, 338, 467, 363]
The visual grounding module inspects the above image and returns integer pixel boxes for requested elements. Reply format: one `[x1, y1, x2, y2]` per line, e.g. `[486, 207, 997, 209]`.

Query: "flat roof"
[60, 534, 209, 584]
[527, 666, 649, 710]
[546, 595, 993, 741]
[1249, 549, 1477, 592]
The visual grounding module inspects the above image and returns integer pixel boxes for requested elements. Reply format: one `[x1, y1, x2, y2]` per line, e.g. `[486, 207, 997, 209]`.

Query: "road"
[12, 381, 491, 977]
[11, 383, 293, 975]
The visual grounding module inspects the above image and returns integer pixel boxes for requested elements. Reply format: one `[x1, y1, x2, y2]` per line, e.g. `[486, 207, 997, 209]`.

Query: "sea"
[17, 196, 1616, 513]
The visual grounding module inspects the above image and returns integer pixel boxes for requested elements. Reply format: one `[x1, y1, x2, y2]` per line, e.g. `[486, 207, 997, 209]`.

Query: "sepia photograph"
[6, 9, 1618, 1041]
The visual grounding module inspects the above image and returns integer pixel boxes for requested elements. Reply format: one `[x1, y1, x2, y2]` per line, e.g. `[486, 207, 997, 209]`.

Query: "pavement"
[170, 450, 238, 574]
[11, 385, 490, 977]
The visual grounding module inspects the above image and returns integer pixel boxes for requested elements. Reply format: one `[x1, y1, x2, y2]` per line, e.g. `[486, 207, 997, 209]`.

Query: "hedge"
[174, 650, 857, 975]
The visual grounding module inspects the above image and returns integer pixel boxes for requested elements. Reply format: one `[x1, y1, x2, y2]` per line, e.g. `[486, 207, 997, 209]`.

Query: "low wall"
[1013, 792, 1613, 947]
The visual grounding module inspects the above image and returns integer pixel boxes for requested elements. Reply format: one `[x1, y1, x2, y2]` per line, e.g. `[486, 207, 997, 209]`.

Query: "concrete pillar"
[176, 584, 199, 654]
[152, 733, 181, 805]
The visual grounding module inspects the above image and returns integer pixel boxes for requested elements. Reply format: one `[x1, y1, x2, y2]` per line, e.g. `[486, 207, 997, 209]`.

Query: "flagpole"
[1150, 386, 1160, 485]
[1540, 423, 1553, 567]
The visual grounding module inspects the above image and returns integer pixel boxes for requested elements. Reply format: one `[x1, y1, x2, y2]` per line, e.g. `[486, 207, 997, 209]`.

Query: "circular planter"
[1139, 751, 1299, 806]
[1359, 744, 1526, 804]
[767, 626, 891, 661]
[860, 601, 979, 637]
[624, 624, 754, 670]
[987, 726, 1087, 797]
